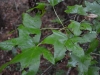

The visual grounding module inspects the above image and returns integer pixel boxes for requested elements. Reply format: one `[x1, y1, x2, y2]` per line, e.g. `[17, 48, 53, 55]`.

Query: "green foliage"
[47, 0, 63, 6]
[68, 20, 82, 36]
[65, 39, 84, 57]
[22, 13, 41, 29]
[86, 66, 100, 75]
[0, 0, 100, 75]
[86, 39, 99, 54]
[80, 22, 92, 31]
[85, 1, 100, 16]
[42, 30, 67, 61]
[26, 2, 46, 14]
[65, 5, 87, 15]
[68, 54, 92, 75]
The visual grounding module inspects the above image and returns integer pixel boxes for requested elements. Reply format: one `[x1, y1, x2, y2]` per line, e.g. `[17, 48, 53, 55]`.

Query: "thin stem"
[91, 53, 100, 56]
[53, 7, 64, 28]
[36, 42, 42, 47]
[41, 27, 67, 31]
[53, 6, 74, 35]
[14, 0, 18, 12]
[41, 28, 60, 30]
[41, 65, 53, 75]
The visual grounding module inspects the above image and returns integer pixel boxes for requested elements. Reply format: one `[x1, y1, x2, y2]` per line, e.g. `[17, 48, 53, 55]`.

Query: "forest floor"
[0, 0, 99, 75]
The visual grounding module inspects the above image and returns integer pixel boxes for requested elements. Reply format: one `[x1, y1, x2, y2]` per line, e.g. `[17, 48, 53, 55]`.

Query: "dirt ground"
[0, 0, 99, 75]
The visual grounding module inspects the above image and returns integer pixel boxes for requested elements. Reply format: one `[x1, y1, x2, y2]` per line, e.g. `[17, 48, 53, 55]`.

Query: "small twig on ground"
[78, 0, 84, 5]
[14, 0, 18, 12]
[41, 64, 53, 75]
[91, 53, 100, 56]
[0, 27, 3, 34]
[53, 6, 74, 34]
[66, 67, 72, 75]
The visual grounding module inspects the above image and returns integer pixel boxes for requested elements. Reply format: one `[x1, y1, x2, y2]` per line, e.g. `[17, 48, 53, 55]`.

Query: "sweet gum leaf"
[18, 25, 41, 44]
[0, 38, 18, 50]
[22, 13, 42, 29]
[86, 39, 99, 54]
[54, 41, 66, 62]
[87, 66, 100, 75]
[65, 5, 87, 15]
[68, 54, 92, 75]
[68, 20, 81, 36]
[65, 39, 84, 57]
[85, 1, 100, 16]
[42, 30, 67, 61]
[42, 48, 55, 64]
[80, 22, 92, 31]
[0, 47, 42, 75]
[42, 30, 68, 44]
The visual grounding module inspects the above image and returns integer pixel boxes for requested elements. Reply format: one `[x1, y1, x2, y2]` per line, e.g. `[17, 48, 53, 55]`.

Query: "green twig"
[41, 27, 67, 31]
[53, 7, 74, 35]
[53, 7, 64, 27]
[41, 28, 60, 30]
